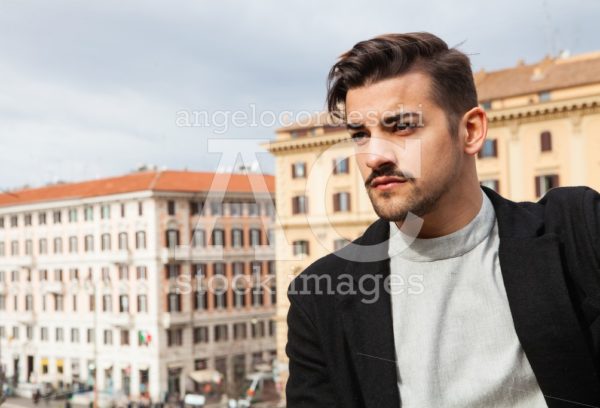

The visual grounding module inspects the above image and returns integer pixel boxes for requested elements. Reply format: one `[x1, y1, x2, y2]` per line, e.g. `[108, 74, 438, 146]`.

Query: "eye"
[395, 122, 418, 132]
[350, 132, 369, 145]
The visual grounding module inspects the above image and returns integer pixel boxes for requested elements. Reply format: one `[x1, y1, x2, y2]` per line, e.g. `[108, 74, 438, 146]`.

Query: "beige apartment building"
[0, 170, 277, 402]
[266, 50, 600, 382]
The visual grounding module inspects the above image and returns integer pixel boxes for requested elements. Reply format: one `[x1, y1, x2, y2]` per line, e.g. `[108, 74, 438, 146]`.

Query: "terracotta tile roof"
[475, 51, 600, 101]
[0, 170, 274, 208]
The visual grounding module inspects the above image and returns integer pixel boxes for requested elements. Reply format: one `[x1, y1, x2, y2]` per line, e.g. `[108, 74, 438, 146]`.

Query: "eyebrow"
[346, 111, 423, 130]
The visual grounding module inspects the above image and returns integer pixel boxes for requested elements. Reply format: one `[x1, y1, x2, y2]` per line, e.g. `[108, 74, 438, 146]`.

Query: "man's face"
[345, 71, 464, 222]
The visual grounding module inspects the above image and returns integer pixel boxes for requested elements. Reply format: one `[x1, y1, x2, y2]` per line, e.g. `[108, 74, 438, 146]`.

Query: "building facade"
[266, 50, 600, 390]
[0, 170, 277, 402]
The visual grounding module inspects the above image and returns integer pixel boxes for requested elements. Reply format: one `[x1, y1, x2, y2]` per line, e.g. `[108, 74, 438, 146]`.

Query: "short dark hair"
[326, 32, 478, 136]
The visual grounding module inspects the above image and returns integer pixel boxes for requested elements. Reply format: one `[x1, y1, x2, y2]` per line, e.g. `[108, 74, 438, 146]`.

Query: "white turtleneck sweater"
[387, 190, 547, 407]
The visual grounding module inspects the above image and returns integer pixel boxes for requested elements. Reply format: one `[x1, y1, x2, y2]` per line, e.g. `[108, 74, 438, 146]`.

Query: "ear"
[460, 107, 488, 156]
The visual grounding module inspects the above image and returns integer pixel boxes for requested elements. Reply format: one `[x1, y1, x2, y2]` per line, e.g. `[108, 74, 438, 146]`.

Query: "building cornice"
[486, 95, 600, 128]
[263, 133, 351, 155]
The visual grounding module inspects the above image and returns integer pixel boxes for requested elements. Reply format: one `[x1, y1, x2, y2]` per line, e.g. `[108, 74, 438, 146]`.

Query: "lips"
[370, 176, 407, 190]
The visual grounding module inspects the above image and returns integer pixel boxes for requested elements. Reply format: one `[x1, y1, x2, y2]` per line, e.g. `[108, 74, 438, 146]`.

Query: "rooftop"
[0, 170, 275, 208]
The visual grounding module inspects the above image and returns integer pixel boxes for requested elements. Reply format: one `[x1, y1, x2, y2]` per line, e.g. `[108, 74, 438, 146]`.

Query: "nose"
[364, 136, 398, 171]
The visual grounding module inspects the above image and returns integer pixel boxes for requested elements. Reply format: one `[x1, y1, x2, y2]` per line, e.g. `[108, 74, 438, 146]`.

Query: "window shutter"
[292, 197, 298, 214]
[333, 193, 340, 212]
[551, 174, 559, 188]
[332, 159, 338, 175]
[535, 176, 541, 197]
[291, 164, 296, 178]
[492, 140, 498, 157]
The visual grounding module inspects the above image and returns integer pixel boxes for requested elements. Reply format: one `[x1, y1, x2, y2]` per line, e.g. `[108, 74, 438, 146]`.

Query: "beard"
[365, 164, 453, 223]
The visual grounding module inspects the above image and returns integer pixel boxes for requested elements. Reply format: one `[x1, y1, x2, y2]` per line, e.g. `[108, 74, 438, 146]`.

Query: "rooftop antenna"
[542, 0, 559, 57]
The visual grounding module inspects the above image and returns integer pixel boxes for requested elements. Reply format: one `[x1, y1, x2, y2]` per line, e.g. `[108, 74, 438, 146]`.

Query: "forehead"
[345, 71, 434, 122]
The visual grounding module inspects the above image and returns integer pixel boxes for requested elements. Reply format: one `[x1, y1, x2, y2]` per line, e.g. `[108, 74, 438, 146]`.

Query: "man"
[285, 32, 600, 408]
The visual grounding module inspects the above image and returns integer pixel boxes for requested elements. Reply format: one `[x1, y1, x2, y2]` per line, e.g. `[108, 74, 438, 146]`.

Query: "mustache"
[365, 165, 415, 188]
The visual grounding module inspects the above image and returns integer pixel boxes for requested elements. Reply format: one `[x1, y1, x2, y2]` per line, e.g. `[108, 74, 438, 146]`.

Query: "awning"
[188, 369, 222, 384]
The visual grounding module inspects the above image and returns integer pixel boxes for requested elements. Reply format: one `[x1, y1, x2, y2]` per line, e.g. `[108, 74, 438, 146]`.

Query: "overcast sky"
[0, 0, 598, 190]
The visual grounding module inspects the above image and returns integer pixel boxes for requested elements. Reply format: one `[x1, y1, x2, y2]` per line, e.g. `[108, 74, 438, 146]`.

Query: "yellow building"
[266, 50, 600, 386]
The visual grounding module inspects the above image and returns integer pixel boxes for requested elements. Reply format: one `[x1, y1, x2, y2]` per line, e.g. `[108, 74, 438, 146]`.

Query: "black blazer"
[285, 186, 600, 408]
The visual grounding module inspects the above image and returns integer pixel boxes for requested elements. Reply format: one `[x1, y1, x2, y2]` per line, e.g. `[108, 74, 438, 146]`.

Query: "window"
[118, 232, 128, 250]
[10, 240, 19, 256]
[41, 327, 49, 341]
[166, 264, 180, 280]
[251, 262, 263, 307]
[24, 214, 32, 226]
[135, 231, 146, 249]
[539, 90, 551, 102]
[25, 240, 33, 255]
[84, 206, 94, 221]
[38, 212, 47, 225]
[53, 237, 63, 254]
[87, 328, 94, 343]
[69, 236, 78, 253]
[166, 328, 183, 347]
[103, 329, 113, 345]
[0, 217, 4, 228]
[84, 235, 94, 252]
[194, 288, 207, 311]
[210, 201, 223, 216]
[478, 139, 498, 158]
[102, 294, 112, 312]
[193, 326, 209, 344]
[234, 323, 247, 340]
[101, 234, 111, 251]
[540, 131, 552, 152]
[214, 324, 229, 342]
[56, 327, 64, 342]
[71, 328, 80, 343]
[232, 262, 245, 308]
[53, 211, 62, 224]
[69, 268, 79, 281]
[0, 243, 4, 257]
[291, 162, 306, 178]
[102, 267, 111, 281]
[118, 265, 129, 280]
[249, 229, 261, 247]
[293, 240, 310, 256]
[120, 330, 130, 346]
[292, 195, 308, 214]
[136, 266, 147, 280]
[120, 203, 126, 218]
[192, 229, 206, 247]
[232, 229, 244, 248]
[480, 179, 499, 192]
[211, 229, 225, 246]
[333, 192, 351, 212]
[10, 215, 18, 228]
[119, 295, 129, 313]
[39, 238, 48, 254]
[167, 200, 176, 216]
[137, 295, 148, 313]
[25, 294, 33, 311]
[68, 209, 78, 223]
[101, 205, 111, 220]
[481, 100, 492, 110]
[166, 229, 179, 250]
[247, 203, 258, 216]
[535, 174, 559, 197]
[229, 202, 242, 217]
[333, 158, 350, 174]
[333, 238, 350, 251]
[167, 292, 182, 312]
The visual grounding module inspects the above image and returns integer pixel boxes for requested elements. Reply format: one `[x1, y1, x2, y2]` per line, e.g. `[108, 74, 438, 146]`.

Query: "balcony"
[17, 311, 36, 324]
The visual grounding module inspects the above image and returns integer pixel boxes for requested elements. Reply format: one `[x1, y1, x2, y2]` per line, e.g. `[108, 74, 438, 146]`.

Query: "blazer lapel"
[335, 219, 401, 408]
[485, 187, 600, 406]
